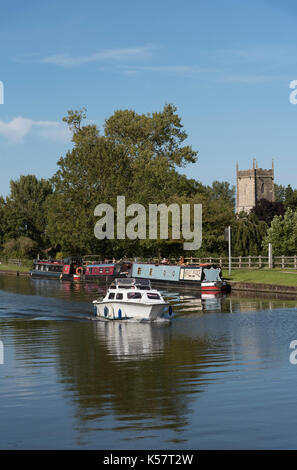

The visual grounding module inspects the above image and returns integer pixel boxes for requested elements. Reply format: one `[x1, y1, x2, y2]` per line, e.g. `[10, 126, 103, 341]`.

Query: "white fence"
[2, 256, 297, 270]
[181, 256, 297, 269]
[0, 258, 24, 266]
[135, 256, 297, 270]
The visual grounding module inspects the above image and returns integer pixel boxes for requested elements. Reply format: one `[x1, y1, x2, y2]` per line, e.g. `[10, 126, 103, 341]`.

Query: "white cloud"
[0, 117, 71, 143]
[219, 74, 279, 84]
[41, 45, 154, 67]
[121, 65, 194, 74]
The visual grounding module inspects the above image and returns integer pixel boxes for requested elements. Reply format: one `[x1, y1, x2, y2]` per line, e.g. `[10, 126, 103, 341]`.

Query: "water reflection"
[94, 321, 168, 359]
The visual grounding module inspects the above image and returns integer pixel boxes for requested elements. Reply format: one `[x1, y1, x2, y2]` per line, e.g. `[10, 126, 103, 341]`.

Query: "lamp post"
[224, 226, 232, 275]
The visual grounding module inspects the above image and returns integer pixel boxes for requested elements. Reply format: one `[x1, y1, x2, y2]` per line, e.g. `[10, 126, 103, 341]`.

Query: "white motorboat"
[92, 278, 172, 321]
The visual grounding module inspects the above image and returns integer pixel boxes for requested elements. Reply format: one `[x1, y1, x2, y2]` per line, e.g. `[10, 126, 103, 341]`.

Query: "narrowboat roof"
[33, 259, 63, 265]
[86, 263, 115, 268]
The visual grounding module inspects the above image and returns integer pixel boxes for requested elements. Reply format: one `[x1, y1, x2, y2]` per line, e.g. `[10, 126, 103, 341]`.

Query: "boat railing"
[114, 278, 151, 290]
[33, 259, 64, 264]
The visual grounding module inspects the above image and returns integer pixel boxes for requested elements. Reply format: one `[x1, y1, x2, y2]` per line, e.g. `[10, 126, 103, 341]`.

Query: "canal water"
[0, 274, 297, 449]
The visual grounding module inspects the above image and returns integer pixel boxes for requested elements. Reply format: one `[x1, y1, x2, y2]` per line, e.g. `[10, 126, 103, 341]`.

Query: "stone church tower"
[236, 159, 275, 213]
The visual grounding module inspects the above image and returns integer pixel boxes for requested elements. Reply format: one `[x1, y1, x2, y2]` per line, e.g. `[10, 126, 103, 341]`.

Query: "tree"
[47, 105, 199, 255]
[284, 185, 297, 210]
[4, 175, 52, 247]
[232, 212, 268, 256]
[250, 198, 285, 225]
[168, 192, 235, 257]
[207, 181, 236, 208]
[263, 208, 297, 255]
[3, 236, 38, 259]
[274, 184, 286, 203]
[0, 196, 6, 246]
[104, 104, 197, 168]
[46, 131, 131, 254]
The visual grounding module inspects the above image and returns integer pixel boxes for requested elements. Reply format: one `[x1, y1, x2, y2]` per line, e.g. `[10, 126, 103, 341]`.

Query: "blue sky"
[1, 0, 297, 196]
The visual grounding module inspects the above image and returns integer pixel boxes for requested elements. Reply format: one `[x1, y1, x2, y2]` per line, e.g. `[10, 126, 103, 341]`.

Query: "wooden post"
[282, 255, 285, 269]
[239, 256, 242, 269]
[294, 255, 297, 270]
[249, 256, 251, 269]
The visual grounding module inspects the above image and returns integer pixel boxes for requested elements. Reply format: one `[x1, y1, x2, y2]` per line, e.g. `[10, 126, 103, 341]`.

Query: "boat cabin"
[105, 278, 162, 302]
[84, 261, 132, 280]
[30, 259, 64, 278]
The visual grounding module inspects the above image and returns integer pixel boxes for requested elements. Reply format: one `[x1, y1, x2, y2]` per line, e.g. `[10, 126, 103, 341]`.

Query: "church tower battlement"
[236, 159, 275, 213]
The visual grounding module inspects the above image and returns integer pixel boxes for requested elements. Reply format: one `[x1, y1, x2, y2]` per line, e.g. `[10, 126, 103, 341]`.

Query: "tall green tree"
[47, 106, 199, 255]
[0, 196, 6, 246]
[274, 184, 286, 203]
[232, 212, 268, 256]
[4, 175, 52, 248]
[46, 123, 131, 254]
[104, 104, 198, 205]
[207, 180, 236, 208]
[250, 198, 285, 225]
[284, 185, 297, 210]
[263, 208, 297, 255]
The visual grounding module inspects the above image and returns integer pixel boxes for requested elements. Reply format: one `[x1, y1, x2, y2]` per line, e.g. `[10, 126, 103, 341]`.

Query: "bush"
[2, 237, 38, 259]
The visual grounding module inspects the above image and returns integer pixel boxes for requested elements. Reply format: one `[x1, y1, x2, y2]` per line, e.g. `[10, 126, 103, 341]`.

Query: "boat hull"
[201, 281, 227, 292]
[30, 270, 62, 279]
[93, 301, 170, 321]
[133, 277, 227, 292]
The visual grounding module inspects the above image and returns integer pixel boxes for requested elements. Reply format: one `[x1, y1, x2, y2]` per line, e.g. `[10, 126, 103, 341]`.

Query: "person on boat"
[161, 257, 168, 264]
[179, 256, 185, 265]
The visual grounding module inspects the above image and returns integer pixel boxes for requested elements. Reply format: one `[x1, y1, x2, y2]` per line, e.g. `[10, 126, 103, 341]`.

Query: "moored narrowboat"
[61, 256, 83, 280]
[131, 262, 226, 292]
[30, 259, 64, 279]
[84, 260, 132, 282]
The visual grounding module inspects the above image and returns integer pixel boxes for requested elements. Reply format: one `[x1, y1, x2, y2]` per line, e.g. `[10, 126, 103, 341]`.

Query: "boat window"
[127, 292, 142, 299]
[116, 293, 123, 300]
[137, 267, 142, 275]
[149, 268, 153, 276]
[108, 293, 115, 299]
[147, 293, 160, 300]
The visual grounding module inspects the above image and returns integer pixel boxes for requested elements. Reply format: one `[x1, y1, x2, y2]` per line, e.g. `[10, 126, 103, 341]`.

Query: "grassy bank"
[0, 262, 31, 273]
[223, 269, 297, 287]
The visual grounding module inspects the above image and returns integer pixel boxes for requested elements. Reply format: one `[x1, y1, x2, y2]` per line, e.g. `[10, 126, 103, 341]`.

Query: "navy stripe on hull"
[134, 277, 227, 292]
[30, 271, 62, 279]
